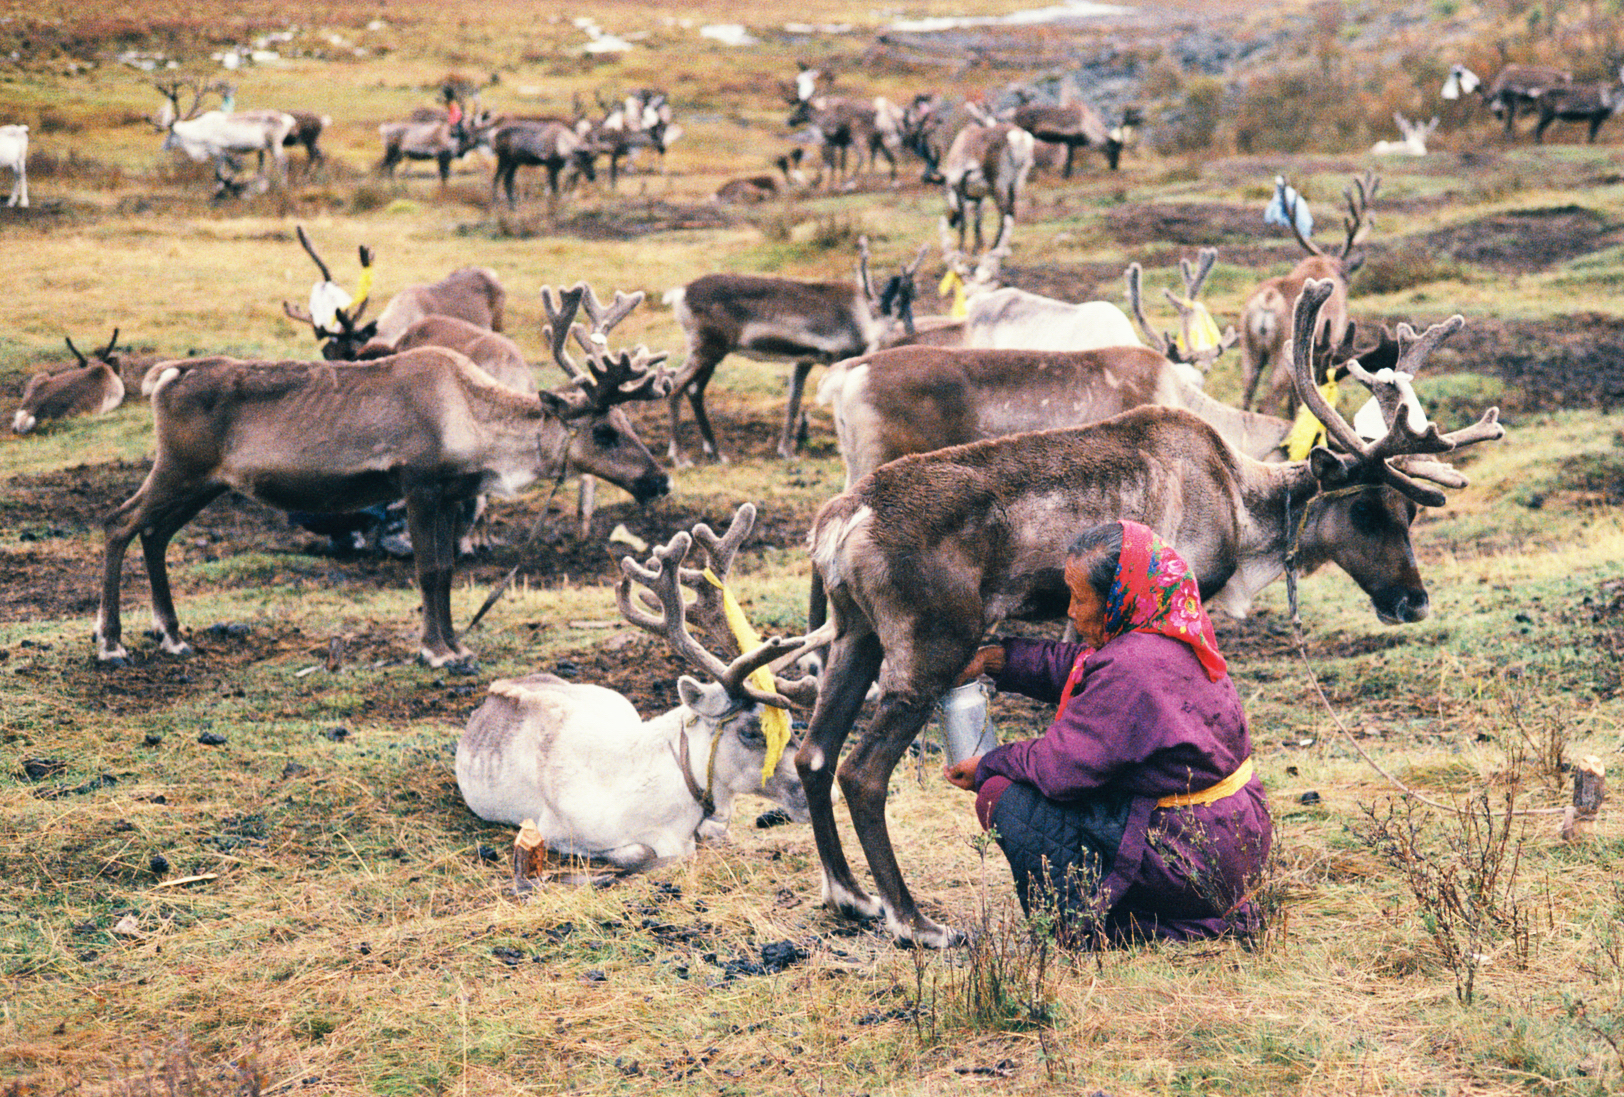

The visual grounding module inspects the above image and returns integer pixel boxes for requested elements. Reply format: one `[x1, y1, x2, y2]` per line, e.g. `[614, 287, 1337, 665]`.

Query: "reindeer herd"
[7, 51, 1554, 945]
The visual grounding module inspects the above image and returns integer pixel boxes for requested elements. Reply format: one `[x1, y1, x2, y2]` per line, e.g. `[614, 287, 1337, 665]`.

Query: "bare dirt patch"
[1409, 312, 1624, 411]
[1408, 205, 1624, 273]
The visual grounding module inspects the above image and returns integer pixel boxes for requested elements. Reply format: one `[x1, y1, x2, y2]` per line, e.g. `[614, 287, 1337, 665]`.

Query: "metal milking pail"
[938, 679, 997, 765]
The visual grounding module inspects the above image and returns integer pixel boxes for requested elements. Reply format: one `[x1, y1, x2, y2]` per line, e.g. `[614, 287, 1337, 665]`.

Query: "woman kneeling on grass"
[944, 519, 1273, 945]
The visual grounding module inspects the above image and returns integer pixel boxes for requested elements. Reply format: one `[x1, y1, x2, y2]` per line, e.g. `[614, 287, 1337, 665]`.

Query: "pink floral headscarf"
[1077, 520, 1228, 684]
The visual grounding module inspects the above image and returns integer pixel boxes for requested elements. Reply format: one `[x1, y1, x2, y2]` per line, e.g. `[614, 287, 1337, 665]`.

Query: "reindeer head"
[281, 226, 379, 359]
[1290, 279, 1504, 623]
[540, 282, 674, 503]
[617, 504, 814, 818]
[856, 236, 928, 338]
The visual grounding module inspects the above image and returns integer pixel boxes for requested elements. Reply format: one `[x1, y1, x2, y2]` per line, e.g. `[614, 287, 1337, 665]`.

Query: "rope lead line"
[1284, 486, 1564, 818]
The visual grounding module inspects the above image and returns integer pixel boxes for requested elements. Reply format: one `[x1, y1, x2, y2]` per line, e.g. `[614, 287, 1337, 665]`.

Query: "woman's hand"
[954, 644, 1005, 686]
[943, 756, 982, 790]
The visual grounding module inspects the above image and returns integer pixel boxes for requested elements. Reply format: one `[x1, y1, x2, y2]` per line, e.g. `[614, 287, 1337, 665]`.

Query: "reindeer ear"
[1309, 446, 1352, 486]
[679, 676, 731, 718]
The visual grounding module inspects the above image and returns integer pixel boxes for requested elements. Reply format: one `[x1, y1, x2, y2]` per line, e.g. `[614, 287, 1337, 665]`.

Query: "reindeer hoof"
[889, 916, 966, 950]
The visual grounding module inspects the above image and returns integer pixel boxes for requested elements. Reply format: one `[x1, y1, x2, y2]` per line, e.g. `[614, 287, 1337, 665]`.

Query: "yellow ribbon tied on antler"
[700, 568, 791, 782]
[939, 269, 968, 320]
[351, 265, 375, 313]
[1284, 374, 1340, 462]
[1171, 297, 1223, 355]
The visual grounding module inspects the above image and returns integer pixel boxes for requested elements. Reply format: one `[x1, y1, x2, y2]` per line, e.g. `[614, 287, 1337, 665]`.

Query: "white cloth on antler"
[309, 281, 353, 331]
[1264, 176, 1313, 237]
[1352, 367, 1429, 443]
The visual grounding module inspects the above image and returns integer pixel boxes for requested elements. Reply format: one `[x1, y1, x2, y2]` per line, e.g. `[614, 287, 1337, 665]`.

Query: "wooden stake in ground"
[1561, 755, 1606, 842]
[513, 818, 544, 891]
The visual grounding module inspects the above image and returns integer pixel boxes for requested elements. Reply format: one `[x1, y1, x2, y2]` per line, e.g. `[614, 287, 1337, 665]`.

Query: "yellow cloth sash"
[1170, 297, 1223, 355]
[701, 568, 790, 782]
[1284, 375, 1340, 461]
[1156, 757, 1254, 809]
[939, 269, 968, 320]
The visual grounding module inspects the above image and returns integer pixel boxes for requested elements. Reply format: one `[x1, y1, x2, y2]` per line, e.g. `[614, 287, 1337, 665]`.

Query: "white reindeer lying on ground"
[456, 505, 812, 877]
[0, 124, 27, 207]
[1370, 113, 1438, 156]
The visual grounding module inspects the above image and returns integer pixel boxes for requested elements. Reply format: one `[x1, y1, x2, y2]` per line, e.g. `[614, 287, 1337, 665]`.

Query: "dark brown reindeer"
[95, 284, 674, 670]
[490, 120, 600, 206]
[1444, 62, 1572, 135]
[11, 331, 126, 434]
[282, 227, 505, 361]
[662, 239, 926, 466]
[1532, 68, 1624, 143]
[1241, 170, 1377, 416]
[1009, 78, 1124, 175]
[790, 278, 1503, 946]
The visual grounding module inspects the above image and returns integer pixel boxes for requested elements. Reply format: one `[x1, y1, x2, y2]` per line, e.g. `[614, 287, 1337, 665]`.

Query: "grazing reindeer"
[942, 116, 1035, 254]
[1532, 68, 1624, 143]
[211, 83, 328, 169]
[1009, 78, 1123, 175]
[378, 114, 493, 185]
[490, 120, 600, 205]
[0, 123, 27, 207]
[595, 88, 681, 187]
[11, 331, 125, 434]
[95, 284, 674, 669]
[1241, 170, 1377, 416]
[151, 80, 294, 193]
[1370, 113, 1438, 156]
[817, 255, 1246, 487]
[793, 279, 1503, 945]
[457, 505, 811, 873]
[663, 238, 926, 466]
[282, 226, 505, 360]
[1443, 62, 1572, 135]
[789, 98, 906, 189]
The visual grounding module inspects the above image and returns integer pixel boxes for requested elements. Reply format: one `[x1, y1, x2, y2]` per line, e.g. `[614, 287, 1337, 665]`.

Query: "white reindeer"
[0, 124, 27, 207]
[152, 80, 293, 193]
[456, 505, 812, 875]
[1371, 113, 1438, 156]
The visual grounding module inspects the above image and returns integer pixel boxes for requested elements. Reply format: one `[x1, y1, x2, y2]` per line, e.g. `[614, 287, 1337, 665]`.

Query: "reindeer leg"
[840, 691, 963, 947]
[799, 631, 885, 921]
[778, 361, 816, 458]
[405, 488, 470, 668]
[138, 485, 229, 656]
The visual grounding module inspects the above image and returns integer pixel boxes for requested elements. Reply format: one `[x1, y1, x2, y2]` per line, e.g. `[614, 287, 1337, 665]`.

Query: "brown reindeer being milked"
[789, 277, 1503, 946]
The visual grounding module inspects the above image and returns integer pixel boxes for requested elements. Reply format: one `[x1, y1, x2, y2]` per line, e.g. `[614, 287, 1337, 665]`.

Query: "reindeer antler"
[1282, 182, 1325, 258]
[541, 282, 673, 417]
[1290, 279, 1503, 506]
[616, 509, 804, 710]
[856, 236, 876, 302]
[1125, 260, 1237, 372]
[64, 336, 87, 367]
[1339, 169, 1378, 259]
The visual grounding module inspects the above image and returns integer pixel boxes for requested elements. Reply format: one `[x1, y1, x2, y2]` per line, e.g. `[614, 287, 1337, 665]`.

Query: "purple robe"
[974, 631, 1272, 943]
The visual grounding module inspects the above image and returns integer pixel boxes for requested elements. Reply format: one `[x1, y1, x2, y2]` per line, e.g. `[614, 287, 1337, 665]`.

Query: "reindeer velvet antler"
[1290, 279, 1503, 506]
[542, 282, 673, 416]
[616, 509, 805, 710]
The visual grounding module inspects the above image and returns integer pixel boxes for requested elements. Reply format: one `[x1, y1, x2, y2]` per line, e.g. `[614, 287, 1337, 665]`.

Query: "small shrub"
[1353, 793, 1530, 1005]
[348, 184, 390, 214]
